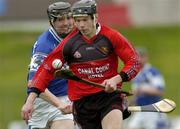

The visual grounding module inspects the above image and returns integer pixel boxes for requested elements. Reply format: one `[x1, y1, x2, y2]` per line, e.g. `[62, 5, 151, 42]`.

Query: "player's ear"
[95, 14, 98, 23]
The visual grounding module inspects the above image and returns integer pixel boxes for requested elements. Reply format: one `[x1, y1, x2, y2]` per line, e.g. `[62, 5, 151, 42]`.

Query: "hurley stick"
[128, 98, 176, 113]
[55, 70, 133, 96]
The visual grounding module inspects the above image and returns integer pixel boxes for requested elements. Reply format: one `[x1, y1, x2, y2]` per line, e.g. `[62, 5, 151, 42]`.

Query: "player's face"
[74, 15, 96, 39]
[52, 14, 74, 36]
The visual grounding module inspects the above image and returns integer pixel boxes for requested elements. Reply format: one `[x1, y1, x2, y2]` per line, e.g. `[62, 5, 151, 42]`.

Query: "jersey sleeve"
[27, 41, 49, 94]
[28, 42, 65, 94]
[110, 30, 141, 81]
[28, 40, 52, 80]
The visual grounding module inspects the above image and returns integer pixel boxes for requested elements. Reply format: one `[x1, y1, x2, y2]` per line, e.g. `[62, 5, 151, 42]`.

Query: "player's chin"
[57, 28, 71, 34]
[80, 31, 88, 36]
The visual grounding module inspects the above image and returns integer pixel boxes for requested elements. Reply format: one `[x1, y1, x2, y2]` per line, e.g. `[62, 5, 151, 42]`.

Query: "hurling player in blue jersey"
[21, 2, 74, 129]
[128, 47, 169, 129]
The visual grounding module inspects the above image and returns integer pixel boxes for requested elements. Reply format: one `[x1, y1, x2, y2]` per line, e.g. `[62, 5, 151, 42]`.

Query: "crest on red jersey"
[73, 51, 82, 58]
[99, 46, 109, 55]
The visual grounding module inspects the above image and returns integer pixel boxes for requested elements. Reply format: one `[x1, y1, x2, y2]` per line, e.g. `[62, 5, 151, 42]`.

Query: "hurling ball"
[52, 59, 62, 69]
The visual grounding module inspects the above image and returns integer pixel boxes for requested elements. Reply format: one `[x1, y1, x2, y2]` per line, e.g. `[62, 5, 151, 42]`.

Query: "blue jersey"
[27, 27, 68, 96]
[131, 63, 165, 105]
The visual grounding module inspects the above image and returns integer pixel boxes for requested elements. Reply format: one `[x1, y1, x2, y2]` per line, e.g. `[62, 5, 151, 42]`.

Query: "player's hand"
[58, 104, 72, 114]
[103, 80, 117, 93]
[21, 102, 34, 124]
[102, 74, 122, 93]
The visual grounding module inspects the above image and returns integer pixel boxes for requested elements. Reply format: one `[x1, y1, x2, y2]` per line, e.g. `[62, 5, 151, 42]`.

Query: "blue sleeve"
[26, 30, 61, 94]
[27, 39, 52, 94]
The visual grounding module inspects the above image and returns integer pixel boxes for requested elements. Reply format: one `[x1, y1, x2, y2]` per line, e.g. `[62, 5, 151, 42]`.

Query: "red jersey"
[31, 24, 141, 101]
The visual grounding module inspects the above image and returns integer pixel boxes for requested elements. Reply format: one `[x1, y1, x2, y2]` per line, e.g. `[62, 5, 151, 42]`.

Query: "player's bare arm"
[39, 89, 72, 114]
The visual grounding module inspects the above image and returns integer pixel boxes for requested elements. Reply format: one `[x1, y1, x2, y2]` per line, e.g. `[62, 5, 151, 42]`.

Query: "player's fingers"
[21, 108, 26, 119]
[105, 83, 116, 93]
[28, 111, 32, 120]
[21, 111, 28, 121]
[21, 109, 32, 122]
[22, 112, 29, 124]
[67, 105, 73, 113]
[69, 105, 73, 112]
[105, 84, 113, 93]
[62, 105, 72, 114]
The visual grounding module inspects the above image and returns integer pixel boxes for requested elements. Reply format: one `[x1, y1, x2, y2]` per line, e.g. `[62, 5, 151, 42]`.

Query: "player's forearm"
[39, 89, 64, 108]
[120, 57, 141, 82]
[26, 92, 38, 104]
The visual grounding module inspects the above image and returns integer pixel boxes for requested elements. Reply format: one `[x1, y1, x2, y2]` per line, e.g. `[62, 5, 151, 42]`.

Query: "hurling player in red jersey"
[22, 0, 141, 129]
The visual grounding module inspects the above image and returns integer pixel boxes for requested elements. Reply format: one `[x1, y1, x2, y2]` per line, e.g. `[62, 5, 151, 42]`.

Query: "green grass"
[0, 31, 40, 129]
[0, 26, 180, 129]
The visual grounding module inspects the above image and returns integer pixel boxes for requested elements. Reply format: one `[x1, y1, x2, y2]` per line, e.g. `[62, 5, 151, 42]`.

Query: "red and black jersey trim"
[119, 71, 129, 82]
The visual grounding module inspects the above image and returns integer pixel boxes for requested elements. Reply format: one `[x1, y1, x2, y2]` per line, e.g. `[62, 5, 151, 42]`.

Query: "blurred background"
[0, 0, 180, 129]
